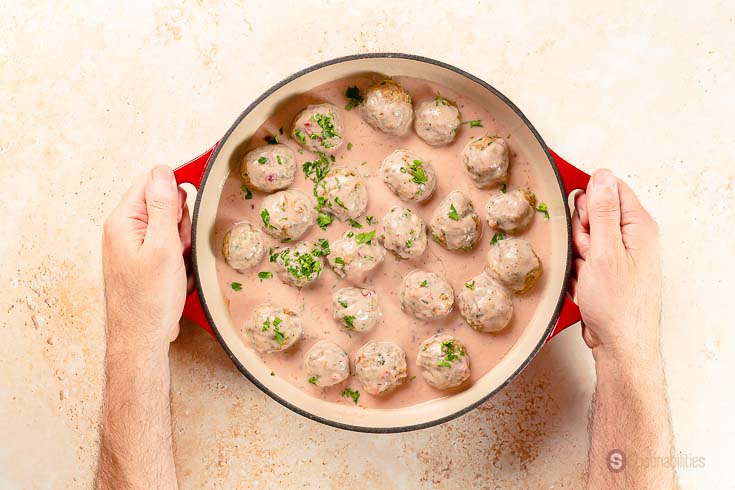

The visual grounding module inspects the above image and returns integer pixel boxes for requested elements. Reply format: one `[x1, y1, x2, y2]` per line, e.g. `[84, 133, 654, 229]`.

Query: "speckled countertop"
[1, 2, 732, 488]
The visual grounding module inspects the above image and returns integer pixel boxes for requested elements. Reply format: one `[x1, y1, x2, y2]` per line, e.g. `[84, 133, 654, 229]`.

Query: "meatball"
[462, 136, 509, 188]
[400, 270, 454, 320]
[315, 167, 368, 221]
[332, 287, 381, 332]
[327, 230, 386, 279]
[379, 149, 437, 202]
[354, 341, 408, 395]
[240, 144, 297, 192]
[271, 240, 325, 288]
[291, 103, 344, 153]
[416, 333, 471, 389]
[243, 304, 302, 353]
[485, 188, 537, 234]
[259, 189, 316, 240]
[413, 96, 461, 146]
[222, 222, 266, 272]
[304, 340, 350, 387]
[457, 272, 513, 332]
[379, 206, 427, 259]
[486, 237, 543, 294]
[429, 191, 482, 251]
[361, 79, 413, 136]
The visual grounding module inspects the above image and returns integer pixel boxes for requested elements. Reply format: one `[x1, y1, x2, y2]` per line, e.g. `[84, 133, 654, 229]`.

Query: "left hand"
[102, 166, 191, 351]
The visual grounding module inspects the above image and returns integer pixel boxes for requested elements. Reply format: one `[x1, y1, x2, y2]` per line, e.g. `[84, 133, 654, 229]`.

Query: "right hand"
[571, 169, 662, 361]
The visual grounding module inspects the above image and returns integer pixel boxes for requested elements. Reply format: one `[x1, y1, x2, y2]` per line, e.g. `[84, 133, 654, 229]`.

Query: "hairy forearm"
[587, 347, 676, 489]
[96, 320, 177, 490]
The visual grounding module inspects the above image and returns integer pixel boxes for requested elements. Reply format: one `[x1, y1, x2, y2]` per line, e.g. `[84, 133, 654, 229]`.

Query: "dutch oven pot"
[173, 53, 590, 433]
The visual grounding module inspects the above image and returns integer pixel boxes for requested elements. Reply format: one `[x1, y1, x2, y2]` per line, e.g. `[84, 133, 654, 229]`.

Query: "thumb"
[144, 166, 179, 249]
[586, 169, 623, 252]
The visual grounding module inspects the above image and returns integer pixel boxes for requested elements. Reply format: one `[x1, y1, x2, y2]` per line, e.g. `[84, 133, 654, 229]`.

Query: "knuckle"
[148, 196, 176, 212]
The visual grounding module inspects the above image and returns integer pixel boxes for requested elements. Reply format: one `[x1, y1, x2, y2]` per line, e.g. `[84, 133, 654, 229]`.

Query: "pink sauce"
[214, 76, 551, 409]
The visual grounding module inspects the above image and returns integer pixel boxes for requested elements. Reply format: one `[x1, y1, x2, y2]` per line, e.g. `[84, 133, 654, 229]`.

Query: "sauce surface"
[214, 76, 551, 409]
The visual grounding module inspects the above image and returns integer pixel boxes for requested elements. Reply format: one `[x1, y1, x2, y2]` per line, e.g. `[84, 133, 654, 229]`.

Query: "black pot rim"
[189, 52, 573, 434]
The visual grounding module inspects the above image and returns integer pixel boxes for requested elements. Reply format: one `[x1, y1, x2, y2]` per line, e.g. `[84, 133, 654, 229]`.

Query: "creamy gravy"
[214, 76, 551, 409]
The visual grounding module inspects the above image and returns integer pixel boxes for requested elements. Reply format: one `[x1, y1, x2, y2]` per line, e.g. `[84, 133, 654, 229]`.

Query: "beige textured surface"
[1, 1, 732, 488]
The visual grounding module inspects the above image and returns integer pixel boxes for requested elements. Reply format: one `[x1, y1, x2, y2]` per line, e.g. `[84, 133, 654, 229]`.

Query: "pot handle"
[545, 149, 590, 343]
[174, 142, 219, 337]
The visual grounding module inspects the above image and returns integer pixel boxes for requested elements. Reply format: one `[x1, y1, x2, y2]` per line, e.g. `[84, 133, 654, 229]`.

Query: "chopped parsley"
[355, 230, 375, 245]
[501, 183, 507, 193]
[334, 196, 347, 209]
[435, 94, 448, 106]
[343, 315, 356, 330]
[265, 134, 278, 145]
[464, 280, 476, 290]
[280, 248, 323, 281]
[491, 232, 505, 245]
[344, 86, 364, 110]
[317, 211, 333, 230]
[349, 218, 362, 228]
[334, 257, 345, 266]
[469, 120, 483, 128]
[536, 203, 550, 221]
[437, 340, 465, 368]
[341, 388, 360, 404]
[308, 376, 319, 385]
[262, 318, 270, 331]
[312, 238, 330, 257]
[310, 113, 338, 148]
[420, 280, 428, 287]
[257, 271, 272, 280]
[406, 238, 413, 248]
[241, 184, 253, 200]
[365, 215, 374, 225]
[338, 299, 349, 308]
[273, 317, 282, 327]
[347, 142, 353, 151]
[260, 209, 275, 229]
[257, 156, 268, 164]
[302, 152, 331, 183]
[409, 159, 428, 185]
[276, 155, 283, 165]
[292, 128, 306, 144]
[273, 324, 286, 344]
[448, 203, 460, 221]
[230, 282, 242, 291]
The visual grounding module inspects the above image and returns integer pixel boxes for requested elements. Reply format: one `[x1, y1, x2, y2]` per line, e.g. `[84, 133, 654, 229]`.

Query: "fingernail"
[153, 166, 174, 184]
[593, 170, 616, 189]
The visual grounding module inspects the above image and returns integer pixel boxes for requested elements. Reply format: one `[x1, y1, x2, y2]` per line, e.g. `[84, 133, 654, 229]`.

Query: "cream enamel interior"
[192, 56, 569, 431]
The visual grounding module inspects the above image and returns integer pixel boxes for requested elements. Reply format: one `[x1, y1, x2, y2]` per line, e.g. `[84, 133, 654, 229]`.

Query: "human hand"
[571, 169, 661, 362]
[102, 166, 191, 353]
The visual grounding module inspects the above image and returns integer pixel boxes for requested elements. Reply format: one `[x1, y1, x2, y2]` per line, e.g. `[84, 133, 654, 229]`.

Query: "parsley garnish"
[347, 142, 353, 151]
[257, 156, 268, 164]
[343, 315, 355, 330]
[355, 230, 375, 245]
[338, 299, 349, 308]
[273, 317, 282, 327]
[230, 282, 242, 291]
[409, 159, 428, 185]
[292, 129, 306, 144]
[435, 94, 448, 106]
[420, 280, 428, 287]
[308, 376, 319, 385]
[464, 280, 475, 290]
[491, 232, 505, 245]
[262, 318, 270, 331]
[365, 215, 374, 225]
[536, 203, 550, 221]
[341, 388, 360, 404]
[334, 196, 347, 208]
[310, 113, 338, 147]
[469, 120, 483, 127]
[501, 183, 507, 193]
[241, 184, 252, 200]
[437, 340, 465, 368]
[274, 324, 286, 344]
[317, 212, 333, 230]
[312, 238, 330, 257]
[265, 134, 278, 145]
[260, 209, 274, 229]
[334, 257, 345, 266]
[257, 271, 272, 280]
[302, 153, 331, 183]
[448, 204, 460, 221]
[344, 86, 364, 110]
[349, 218, 362, 228]
[276, 155, 282, 165]
[406, 238, 413, 248]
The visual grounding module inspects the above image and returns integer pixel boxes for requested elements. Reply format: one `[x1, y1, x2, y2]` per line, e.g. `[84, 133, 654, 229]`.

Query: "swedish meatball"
[414, 96, 461, 146]
[332, 287, 381, 332]
[243, 304, 302, 353]
[400, 270, 454, 320]
[222, 222, 266, 272]
[485, 189, 536, 234]
[380, 149, 437, 202]
[354, 341, 408, 395]
[462, 136, 509, 188]
[361, 79, 413, 136]
[379, 206, 427, 259]
[271, 240, 325, 288]
[457, 272, 513, 333]
[241, 144, 297, 192]
[327, 230, 386, 279]
[292, 103, 343, 153]
[429, 191, 482, 251]
[416, 333, 471, 389]
[486, 237, 543, 294]
[304, 340, 350, 387]
[315, 167, 368, 221]
[259, 189, 316, 240]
